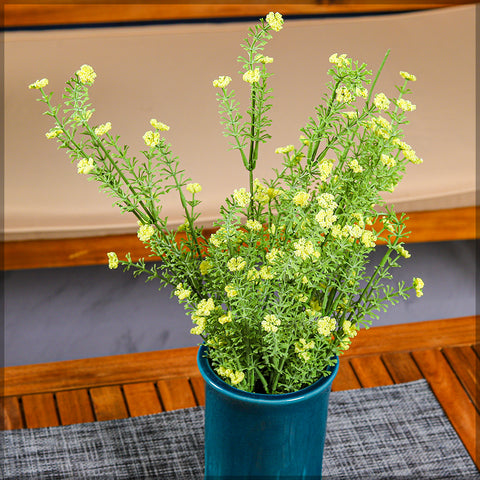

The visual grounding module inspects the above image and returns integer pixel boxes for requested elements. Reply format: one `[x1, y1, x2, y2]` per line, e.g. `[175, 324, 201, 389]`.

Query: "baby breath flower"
[396, 99, 416, 112]
[400, 71, 417, 82]
[107, 252, 118, 269]
[219, 311, 233, 324]
[227, 256, 246, 272]
[199, 259, 212, 275]
[329, 53, 350, 68]
[319, 158, 335, 181]
[247, 268, 260, 282]
[246, 219, 262, 232]
[95, 122, 112, 136]
[174, 283, 191, 300]
[256, 54, 274, 64]
[212, 76, 232, 88]
[77, 157, 95, 174]
[413, 277, 424, 297]
[265, 11, 284, 32]
[315, 209, 337, 230]
[342, 320, 358, 338]
[397, 245, 411, 258]
[229, 371, 245, 385]
[243, 68, 261, 84]
[295, 338, 315, 361]
[259, 265, 274, 280]
[45, 128, 62, 139]
[28, 78, 49, 89]
[317, 193, 337, 210]
[275, 144, 295, 154]
[361, 230, 377, 248]
[355, 86, 368, 99]
[342, 111, 358, 120]
[293, 238, 316, 261]
[76, 64, 97, 85]
[225, 285, 238, 298]
[380, 154, 396, 168]
[344, 224, 363, 239]
[150, 119, 170, 131]
[233, 188, 251, 208]
[348, 159, 364, 173]
[190, 317, 206, 336]
[374, 93, 390, 111]
[262, 314, 281, 333]
[186, 183, 202, 194]
[317, 316, 336, 336]
[137, 223, 155, 242]
[336, 86, 353, 104]
[143, 130, 160, 147]
[266, 248, 280, 264]
[293, 191, 310, 207]
[195, 298, 216, 317]
[403, 147, 423, 164]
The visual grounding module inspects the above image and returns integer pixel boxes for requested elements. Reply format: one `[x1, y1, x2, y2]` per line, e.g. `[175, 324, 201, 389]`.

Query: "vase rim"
[197, 344, 339, 405]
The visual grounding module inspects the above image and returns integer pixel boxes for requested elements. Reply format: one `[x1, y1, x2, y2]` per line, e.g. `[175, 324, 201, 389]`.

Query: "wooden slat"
[56, 389, 95, 425]
[349, 356, 394, 388]
[5, 3, 471, 29]
[1, 397, 24, 430]
[442, 345, 479, 411]
[4, 346, 198, 397]
[22, 393, 59, 428]
[189, 375, 206, 406]
[413, 348, 479, 466]
[123, 382, 163, 417]
[157, 377, 197, 411]
[382, 352, 424, 383]
[89, 386, 129, 421]
[3, 207, 477, 270]
[331, 359, 361, 391]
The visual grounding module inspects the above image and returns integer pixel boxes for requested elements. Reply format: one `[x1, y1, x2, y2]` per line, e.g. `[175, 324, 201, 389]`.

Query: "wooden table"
[2, 316, 478, 469]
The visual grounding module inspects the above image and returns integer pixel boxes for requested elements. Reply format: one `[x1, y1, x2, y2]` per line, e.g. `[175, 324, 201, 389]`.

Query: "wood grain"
[412, 348, 479, 464]
[349, 356, 394, 388]
[56, 389, 95, 425]
[6, 2, 474, 29]
[123, 382, 163, 417]
[89, 386, 129, 421]
[190, 375, 206, 406]
[4, 207, 477, 270]
[331, 359, 361, 391]
[1, 397, 24, 430]
[22, 393, 59, 429]
[157, 377, 197, 411]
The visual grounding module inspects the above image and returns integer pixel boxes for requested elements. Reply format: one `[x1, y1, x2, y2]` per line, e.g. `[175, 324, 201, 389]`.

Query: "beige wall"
[6, 5, 475, 240]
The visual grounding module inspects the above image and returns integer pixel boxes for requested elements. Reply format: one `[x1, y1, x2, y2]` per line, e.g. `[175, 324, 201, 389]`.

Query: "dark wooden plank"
[56, 389, 95, 425]
[382, 352, 424, 384]
[413, 349, 479, 467]
[89, 386, 129, 422]
[157, 377, 197, 411]
[22, 393, 59, 429]
[190, 375, 206, 406]
[442, 345, 479, 411]
[349, 356, 394, 388]
[331, 359, 361, 391]
[1, 397, 24, 430]
[123, 382, 163, 417]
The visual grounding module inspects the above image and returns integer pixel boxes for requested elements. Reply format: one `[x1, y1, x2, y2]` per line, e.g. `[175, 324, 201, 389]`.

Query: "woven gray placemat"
[2, 379, 478, 479]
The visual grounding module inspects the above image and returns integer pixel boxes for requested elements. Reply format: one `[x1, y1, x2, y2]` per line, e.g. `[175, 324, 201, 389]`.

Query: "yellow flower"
[150, 119, 170, 131]
[95, 122, 112, 136]
[336, 86, 352, 104]
[413, 277, 424, 297]
[77, 157, 95, 174]
[45, 128, 62, 139]
[227, 256, 246, 272]
[259, 265, 274, 280]
[229, 371, 245, 385]
[315, 209, 337, 229]
[195, 298, 215, 317]
[266, 248, 280, 264]
[186, 183, 202, 194]
[319, 158, 335, 181]
[262, 314, 281, 333]
[143, 130, 160, 147]
[342, 320, 358, 338]
[293, 238, 315, 261]
[219, 311, 233, 324]
[76, 64, 96, 85]
[396, 99, 416, 112]
[355, 86, 368, 99]
[275, 144, 295, 154]
[174, 283, 191, 300]
[348, 159, 364, 173]
[374, 93, 390, 111]
[265, 11, 284, 32]
[233, 188, 251, 208]
[380, 154, 396, 168]
[293, 191, 310, 207]
[199, 260, 212, 275]
[28, 78, 49, 89]
[246, 219, 262, 232]
[190, 317, 206, 336]
[317, 316, 336, 336]
[137, 223, 155, 242]
[225, 285, 238, 298]
[400, 71, 417, 82]
[361, 230, 377, 248]
[329, 53, 350, 68]
[397, 245, 411, 258]
[295, 338, 315, 362]
[243, 68, 261, 84]
[107, 252, 118, 269]
[212, 76, 232, 88]
[256, 55, 274, 64]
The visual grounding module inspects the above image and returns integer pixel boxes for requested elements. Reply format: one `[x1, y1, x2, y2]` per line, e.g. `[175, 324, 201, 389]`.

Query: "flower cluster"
[29, 12, 424, 394]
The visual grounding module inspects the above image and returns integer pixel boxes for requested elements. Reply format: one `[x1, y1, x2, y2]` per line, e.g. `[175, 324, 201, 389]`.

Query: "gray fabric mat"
[2, 379, 478, 479]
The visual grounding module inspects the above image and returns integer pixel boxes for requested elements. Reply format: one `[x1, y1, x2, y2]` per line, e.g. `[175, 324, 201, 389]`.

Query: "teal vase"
[197, 345, 339, 479]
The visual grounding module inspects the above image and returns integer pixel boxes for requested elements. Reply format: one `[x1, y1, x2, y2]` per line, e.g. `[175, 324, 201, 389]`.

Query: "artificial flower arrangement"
[30, 12, 423, 394]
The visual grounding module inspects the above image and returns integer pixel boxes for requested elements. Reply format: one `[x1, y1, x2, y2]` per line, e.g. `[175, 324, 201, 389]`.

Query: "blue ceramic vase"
[197, 345, 339, 479]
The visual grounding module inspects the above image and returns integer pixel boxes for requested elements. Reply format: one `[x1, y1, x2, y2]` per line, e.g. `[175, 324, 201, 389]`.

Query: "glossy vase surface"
[197, 345, 339, 479]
